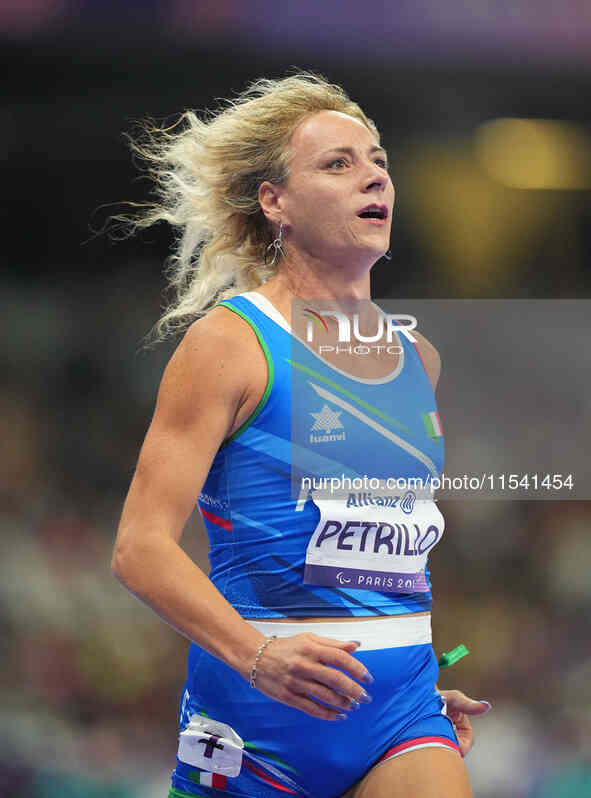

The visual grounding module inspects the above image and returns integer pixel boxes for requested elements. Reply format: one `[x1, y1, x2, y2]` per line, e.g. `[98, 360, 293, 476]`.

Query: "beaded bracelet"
[249, 635, 278, 688]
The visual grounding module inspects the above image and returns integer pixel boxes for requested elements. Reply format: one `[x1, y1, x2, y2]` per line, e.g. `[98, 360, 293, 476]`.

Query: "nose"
[363, 160, 389, 192]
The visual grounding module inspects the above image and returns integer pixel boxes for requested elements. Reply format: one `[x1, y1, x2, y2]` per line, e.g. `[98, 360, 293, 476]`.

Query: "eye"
[328, 157, 348, 168]
[327, 156, 389, 171]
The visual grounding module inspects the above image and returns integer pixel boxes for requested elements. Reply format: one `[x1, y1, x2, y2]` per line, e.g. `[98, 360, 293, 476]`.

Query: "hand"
[249, 634, 374, 720]
[436, 687, 492, 757]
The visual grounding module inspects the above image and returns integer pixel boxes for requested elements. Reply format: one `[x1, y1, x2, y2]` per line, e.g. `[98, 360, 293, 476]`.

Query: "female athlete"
[111, 71, 490, 798]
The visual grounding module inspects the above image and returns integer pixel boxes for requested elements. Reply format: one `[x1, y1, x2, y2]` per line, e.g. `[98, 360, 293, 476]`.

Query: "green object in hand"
[438, 644, 470, 668]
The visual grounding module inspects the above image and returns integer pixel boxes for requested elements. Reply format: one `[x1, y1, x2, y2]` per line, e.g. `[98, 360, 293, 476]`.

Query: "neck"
[265, 249, 375, 298]
[256, 253, 384, 331]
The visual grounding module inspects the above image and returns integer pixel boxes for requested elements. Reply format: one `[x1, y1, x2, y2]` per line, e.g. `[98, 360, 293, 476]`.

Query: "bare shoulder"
[111, 300, 270, 563]
[149, 304, 258, 438]
[183, 303, 258, 363]
[186, 302, 257, 347]
[412, 330, 441, 391]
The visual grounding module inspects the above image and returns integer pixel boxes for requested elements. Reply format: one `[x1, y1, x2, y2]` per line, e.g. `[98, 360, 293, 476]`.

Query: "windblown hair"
[121, 69, 380, 342]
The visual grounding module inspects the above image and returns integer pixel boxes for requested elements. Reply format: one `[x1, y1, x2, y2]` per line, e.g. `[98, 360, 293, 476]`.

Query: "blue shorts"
[169, 616, 459, 798]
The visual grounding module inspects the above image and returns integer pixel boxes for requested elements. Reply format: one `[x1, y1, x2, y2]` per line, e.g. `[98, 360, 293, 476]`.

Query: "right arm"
[111, 312, 265, 674]
[111, 309, 371, 718]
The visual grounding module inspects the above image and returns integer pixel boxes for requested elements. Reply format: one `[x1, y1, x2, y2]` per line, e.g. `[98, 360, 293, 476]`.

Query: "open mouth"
[357, 204, 388, 220]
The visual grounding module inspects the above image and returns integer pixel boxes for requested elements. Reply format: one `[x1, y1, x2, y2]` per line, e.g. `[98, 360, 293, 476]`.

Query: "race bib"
[177, 714, 244, 778]
[303, 487, 444, 593]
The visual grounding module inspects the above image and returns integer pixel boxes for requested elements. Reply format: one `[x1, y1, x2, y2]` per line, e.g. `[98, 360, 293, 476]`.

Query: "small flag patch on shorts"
[191, 770, 227, 789]
[422, 411, 443, 439]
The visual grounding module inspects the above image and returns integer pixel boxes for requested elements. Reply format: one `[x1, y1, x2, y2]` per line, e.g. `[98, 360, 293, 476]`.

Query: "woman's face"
[277, 110, 395, 266]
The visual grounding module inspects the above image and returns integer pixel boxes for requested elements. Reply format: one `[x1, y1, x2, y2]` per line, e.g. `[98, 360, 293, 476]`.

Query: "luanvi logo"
[310, 403, 346, 443]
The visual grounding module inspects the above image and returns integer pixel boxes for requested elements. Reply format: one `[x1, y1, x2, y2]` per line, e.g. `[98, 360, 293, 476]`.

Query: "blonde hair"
[121, 69, 380, 342]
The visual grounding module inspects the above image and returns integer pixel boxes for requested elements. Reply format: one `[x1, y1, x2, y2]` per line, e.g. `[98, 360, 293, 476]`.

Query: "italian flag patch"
[191, 770, 227, 789]
[422, 411, 443, 439]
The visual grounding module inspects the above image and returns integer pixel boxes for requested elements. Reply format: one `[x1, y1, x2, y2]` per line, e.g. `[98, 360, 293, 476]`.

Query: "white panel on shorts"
[246, 613, 431, 651]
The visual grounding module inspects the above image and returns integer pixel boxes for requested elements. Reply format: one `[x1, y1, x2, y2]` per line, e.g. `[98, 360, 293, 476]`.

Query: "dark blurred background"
[2, 2, 591, 797]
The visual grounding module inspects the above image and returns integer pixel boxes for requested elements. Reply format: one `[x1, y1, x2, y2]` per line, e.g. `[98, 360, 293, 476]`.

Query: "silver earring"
[264, 222, 285, 266]
[383, 249, 392, 261]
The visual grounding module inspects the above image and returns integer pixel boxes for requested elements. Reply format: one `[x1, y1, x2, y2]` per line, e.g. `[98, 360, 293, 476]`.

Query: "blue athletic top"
[197, 291, 445, 618]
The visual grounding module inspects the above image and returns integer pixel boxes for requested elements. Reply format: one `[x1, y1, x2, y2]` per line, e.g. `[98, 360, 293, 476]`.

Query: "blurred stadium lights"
[398, 138, 553, 292]
[0, 0, 68, 36]
[2, 0, 591, 72]
[475, 118, 591, 190]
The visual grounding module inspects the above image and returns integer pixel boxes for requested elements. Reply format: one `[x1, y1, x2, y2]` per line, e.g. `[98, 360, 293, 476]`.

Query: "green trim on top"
[214, 300, 274, 449]
[285, 357, 410, 433]
[168, 787, 207, 798]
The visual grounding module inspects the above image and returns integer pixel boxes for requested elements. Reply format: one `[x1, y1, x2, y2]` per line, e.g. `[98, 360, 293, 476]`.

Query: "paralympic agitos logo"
[302, 308, 418, 356]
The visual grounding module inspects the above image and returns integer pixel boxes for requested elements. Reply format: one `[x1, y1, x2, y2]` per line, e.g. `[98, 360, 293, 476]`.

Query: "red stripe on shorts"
[378, 735, 461, 762]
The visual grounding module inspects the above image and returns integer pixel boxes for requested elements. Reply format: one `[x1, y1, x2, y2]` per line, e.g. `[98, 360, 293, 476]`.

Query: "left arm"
[415, 332, 492, 755]
[413, 330, 441, 391]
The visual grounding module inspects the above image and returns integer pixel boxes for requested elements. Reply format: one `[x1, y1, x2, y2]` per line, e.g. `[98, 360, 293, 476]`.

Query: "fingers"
[303, 661, 372, 703]
[303, 639, 375, 707]
[309, 634, 362, 650]
[252, 632, 375, 720]
[302, 679, 360, 712]
[439, 689, 490, 755]
[287, 691, 349, 721]
[280, 650, 372, 710]
[305, 635, 374, 684]
[272, 672, 360, 720]
[448, 711, 474, 757]
[439, 689, 493, 716]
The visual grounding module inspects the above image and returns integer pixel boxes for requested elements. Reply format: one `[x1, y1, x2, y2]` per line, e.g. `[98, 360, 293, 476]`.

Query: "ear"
[258, 180, 288, 228]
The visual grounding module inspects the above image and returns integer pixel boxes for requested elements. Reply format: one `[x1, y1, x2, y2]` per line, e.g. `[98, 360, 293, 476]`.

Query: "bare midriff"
[246, 610, 431, 623]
